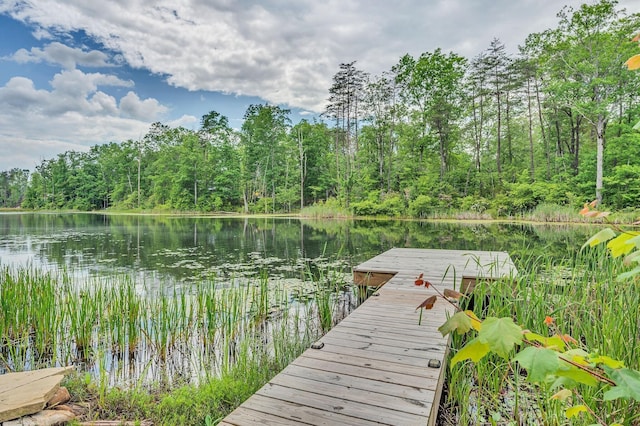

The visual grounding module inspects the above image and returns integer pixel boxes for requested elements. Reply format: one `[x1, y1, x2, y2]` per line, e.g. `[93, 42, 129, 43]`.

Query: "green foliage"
[512, 346, 560, 383]
[155, 375, 256, 426]
[603, 368, 640, 401]
[494, 182, 573, 215]
[478, 317, 523, 359]
[436, 205, 640, 423]
[351, 194, 405, 217]
[408, 194, 433, 218]
[604, 164, 640, 209]
[10, 0, 640, 216]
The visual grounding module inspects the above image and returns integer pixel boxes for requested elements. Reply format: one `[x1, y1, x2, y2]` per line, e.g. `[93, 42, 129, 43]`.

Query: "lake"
[0, 212, 601, 385]
[0, 213, 598, 287]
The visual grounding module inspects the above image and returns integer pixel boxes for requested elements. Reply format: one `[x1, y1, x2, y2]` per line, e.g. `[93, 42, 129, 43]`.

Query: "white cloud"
[9, 42, 113, 69]
[2, 0, 640, 171]
[119, 91, 168, 121]
[167, 114, 199, 129]
[0, 68, 168, 170]
[5, 0, 637, 115]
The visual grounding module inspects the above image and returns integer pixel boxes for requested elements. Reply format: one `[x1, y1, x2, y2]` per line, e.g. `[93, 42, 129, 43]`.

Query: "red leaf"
[415, 278, 424, 286]
[423, 280, 432, 288]
[416, 295, 437, 310]
[579, 203, 590, 216]
[559, 334, 578, 345]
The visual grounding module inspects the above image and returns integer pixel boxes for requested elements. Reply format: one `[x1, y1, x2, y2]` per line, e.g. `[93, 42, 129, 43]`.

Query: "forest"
[2, 0, 640, 217]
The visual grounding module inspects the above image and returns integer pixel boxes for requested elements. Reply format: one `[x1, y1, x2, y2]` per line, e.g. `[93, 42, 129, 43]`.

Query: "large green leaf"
[606, 232, 639, 258]
[603, 368, 640, 401]
[626, 234, 640, 249]
[555, 363, 599, 387]
[565, 405, 588, 419]
[450, 337, 490, 367]
[513, 346, 560, 383]
[438, 311, 472, 336]
[478, 317, 522, 359]
[581, 228, 616, 250]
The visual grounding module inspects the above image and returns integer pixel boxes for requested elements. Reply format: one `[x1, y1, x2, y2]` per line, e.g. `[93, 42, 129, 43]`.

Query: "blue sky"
[1, 0, 639, 171]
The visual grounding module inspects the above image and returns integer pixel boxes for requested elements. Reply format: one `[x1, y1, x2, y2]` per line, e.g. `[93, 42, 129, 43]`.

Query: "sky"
[1, 0, 640, 172]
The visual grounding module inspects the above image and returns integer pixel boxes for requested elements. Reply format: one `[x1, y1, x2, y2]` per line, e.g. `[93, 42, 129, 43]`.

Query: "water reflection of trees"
[0, 214, 599, 281]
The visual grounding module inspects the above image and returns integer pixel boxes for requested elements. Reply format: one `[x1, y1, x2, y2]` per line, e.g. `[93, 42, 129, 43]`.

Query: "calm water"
[0, 212, 597, 286]
[0, 212, 600, 384]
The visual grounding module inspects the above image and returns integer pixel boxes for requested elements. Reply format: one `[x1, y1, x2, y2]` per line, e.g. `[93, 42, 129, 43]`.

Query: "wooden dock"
[220, 248, 516, 426]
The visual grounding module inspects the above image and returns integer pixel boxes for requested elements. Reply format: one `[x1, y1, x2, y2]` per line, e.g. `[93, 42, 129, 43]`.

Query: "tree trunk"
[527, 77, 535, 181]
[534, 77, 550, 180]
[596, 115, 605, 204]
[298, 129, 305, 210]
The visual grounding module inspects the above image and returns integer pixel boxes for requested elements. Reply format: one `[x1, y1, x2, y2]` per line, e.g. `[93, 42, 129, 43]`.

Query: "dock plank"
[221, 248, 516, 425]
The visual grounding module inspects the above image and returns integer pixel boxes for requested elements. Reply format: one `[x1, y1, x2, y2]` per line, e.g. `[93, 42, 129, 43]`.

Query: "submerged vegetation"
[0, 264, 355, 424]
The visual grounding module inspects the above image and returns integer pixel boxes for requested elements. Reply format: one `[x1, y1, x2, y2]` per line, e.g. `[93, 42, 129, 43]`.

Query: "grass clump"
[64, 356, 280, 426]
[442, 249, 640, 425]
[299, 198, 351, 218]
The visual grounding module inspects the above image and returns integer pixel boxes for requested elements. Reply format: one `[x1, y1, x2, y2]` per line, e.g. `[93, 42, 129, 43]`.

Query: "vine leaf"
[623, 249, 640, 266]
[626, 234, 640, 249]
[626, 53, 640, 70]
[589, 355, 624, 369]
[616, 265, 640, 282]
[550, 389, 572, 401]
[581, 228, 616, 250]
[606, 232, 639, 258]
[523, 331, 566, 350]
[603, 368, 640, 401]
[478, 317, 522, 359]
[450, 337, 490, 367]
[555, 363, 599, 387]
[513, 346, 560, 383]
[466, 310, 482, 331]
[438, 311, 472, 336]
[565, 405, 588, 419]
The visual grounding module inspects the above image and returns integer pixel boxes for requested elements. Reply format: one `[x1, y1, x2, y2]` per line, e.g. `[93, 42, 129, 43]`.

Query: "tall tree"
[325, 61, 367, 206]
[240, 104, 290, 213]
[395, 49, 467, 181]
[536, 0, 639, 203]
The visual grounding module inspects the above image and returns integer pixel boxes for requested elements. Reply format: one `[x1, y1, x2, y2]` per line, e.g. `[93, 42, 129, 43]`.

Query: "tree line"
[3, 0, 640, 216]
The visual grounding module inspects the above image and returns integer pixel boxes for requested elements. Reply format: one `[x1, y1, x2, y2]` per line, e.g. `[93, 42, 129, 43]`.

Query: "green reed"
[0, 263, 343, 389]
[444, 247, 640, 425]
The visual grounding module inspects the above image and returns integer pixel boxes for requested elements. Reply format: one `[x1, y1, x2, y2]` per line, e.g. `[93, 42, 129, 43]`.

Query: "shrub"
[379, 194, 405, 217]
[408, 195, 433, 218]
[351, 200, 381, 216]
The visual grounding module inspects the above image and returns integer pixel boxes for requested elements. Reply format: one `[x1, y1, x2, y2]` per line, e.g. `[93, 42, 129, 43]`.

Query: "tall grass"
[443, 248, 640, 425]
[0, 264, 349, 388]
